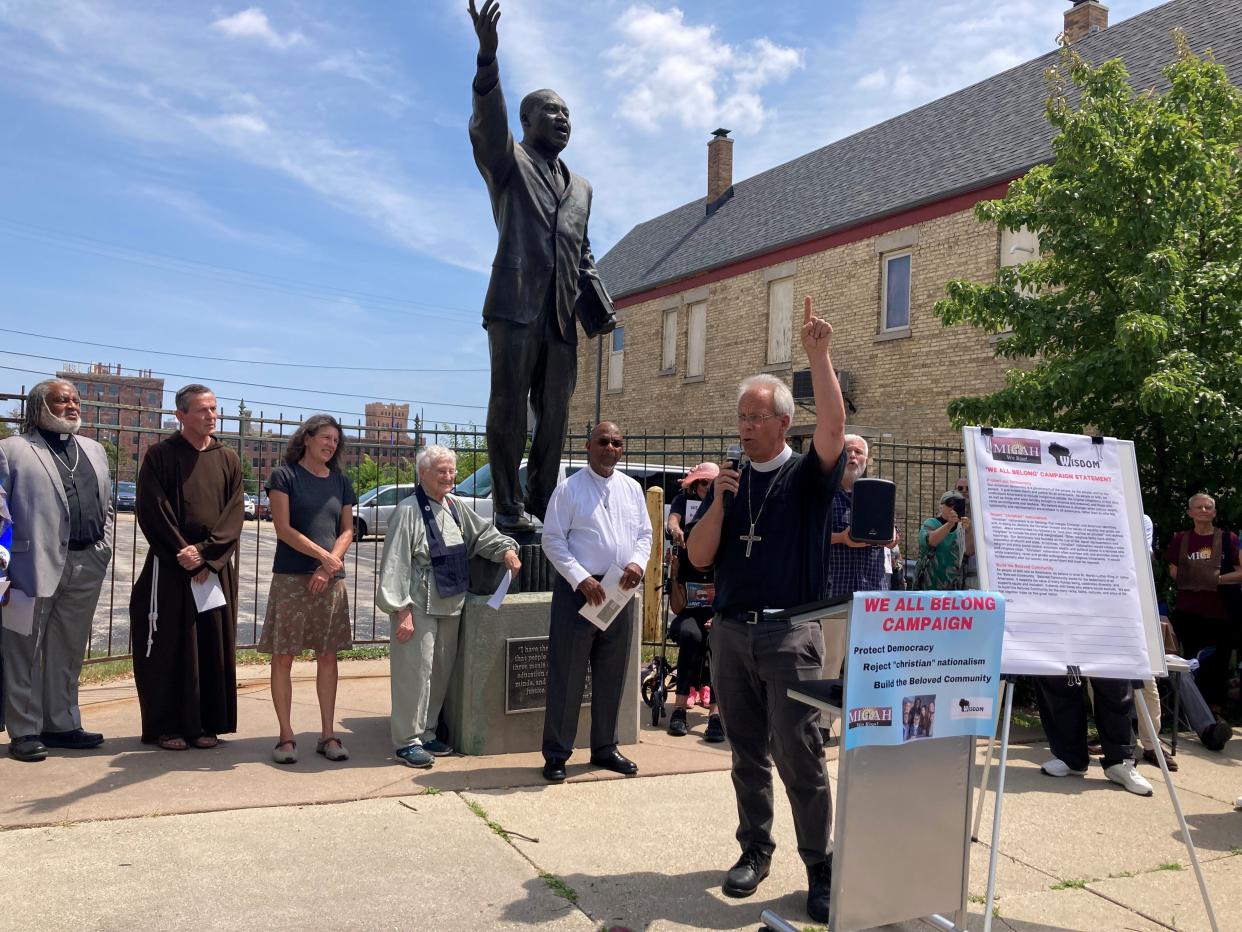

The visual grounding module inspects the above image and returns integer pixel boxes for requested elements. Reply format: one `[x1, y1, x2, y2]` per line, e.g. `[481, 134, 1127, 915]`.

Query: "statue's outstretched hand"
[468, 0, 500, 59]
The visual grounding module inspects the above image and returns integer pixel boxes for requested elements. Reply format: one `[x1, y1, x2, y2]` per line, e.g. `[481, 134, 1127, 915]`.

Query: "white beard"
[41, 405, 81, 435]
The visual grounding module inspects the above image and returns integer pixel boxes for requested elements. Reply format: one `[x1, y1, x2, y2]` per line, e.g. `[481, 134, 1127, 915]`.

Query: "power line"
[0, 351, 487, 410]
[4, 328, 488, 373]
[0, 218, 485, 323]
[0, 363, 486, 430]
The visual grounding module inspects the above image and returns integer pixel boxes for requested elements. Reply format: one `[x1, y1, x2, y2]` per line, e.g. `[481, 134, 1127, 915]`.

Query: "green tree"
[935, 35, 1242, 541]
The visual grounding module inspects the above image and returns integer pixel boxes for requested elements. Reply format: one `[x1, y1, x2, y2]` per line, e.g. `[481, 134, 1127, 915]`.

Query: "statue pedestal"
[443, 591, 641, 756]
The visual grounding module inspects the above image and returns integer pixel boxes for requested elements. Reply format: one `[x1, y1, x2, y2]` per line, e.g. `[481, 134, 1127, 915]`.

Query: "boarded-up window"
[767, 277, 794, 364]
[686, 301, 706, 378]
[661, 308, 677, 372]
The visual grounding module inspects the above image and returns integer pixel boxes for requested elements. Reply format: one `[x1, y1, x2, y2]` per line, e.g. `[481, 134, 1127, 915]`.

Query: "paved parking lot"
[90, 514, 393, 657]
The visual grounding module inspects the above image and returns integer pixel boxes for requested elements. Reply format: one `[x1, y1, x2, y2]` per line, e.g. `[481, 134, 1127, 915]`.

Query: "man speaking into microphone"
[686, 297, 846, 924]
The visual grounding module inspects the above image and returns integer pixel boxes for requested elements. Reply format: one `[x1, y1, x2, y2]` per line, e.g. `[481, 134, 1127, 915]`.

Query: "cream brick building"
[570, 0, 1242, 446]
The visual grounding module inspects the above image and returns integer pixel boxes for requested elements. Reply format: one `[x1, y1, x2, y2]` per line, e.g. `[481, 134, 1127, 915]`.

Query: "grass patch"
[1157, 862, 1182, 871]
[1051, 878, 1090, 890]
[541, 871, 578, 904]
[422, 786, 443, 796]
[967, 894, 986, 905]
[1109, 870, 1136, 879]
[464, 798, 510, 843]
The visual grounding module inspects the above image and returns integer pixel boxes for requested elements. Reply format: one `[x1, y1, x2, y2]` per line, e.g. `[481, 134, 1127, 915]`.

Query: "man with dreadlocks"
[0, 378, 113, 762]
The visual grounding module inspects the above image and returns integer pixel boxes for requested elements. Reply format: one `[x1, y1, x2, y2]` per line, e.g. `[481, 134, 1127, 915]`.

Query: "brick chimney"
[1064, 0, 1108, 43]
[707, 128, 733, 204]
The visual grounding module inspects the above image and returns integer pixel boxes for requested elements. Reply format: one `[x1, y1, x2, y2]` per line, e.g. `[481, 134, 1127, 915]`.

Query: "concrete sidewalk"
[1, 659, 1239, 931]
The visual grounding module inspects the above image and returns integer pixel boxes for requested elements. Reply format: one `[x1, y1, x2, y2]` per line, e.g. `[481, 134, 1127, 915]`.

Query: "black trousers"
[542, 574, 633, 761]
[485, 308, 576, 523]
[1172, 610, 1234, 710]
[711, 617, 831, 867]
[1034, 675, 1135, 770]
[671, 610, 712, 694]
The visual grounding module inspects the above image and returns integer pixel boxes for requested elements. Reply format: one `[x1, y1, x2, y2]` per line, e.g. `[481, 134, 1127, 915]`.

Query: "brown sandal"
[158, 735, 187, 751]
[191, 734, 219, 749]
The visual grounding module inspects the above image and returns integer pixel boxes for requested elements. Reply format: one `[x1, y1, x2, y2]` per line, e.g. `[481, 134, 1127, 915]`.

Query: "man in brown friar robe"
[130, 384, 244, 749]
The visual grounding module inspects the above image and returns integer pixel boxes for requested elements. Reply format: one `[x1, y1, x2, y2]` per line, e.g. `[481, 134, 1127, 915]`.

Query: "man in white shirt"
[540, 421, 652, 782]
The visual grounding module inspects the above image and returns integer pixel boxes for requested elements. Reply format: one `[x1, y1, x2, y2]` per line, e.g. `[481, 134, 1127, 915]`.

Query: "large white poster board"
[963, 427, 1163, 679]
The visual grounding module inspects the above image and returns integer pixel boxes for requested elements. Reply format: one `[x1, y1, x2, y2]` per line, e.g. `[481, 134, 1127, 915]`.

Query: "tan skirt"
[258, 574, 353, 656]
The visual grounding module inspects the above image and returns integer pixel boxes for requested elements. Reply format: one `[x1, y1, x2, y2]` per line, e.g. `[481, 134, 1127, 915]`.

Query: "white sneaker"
[1234, 796, 1241, 810]
[1104, 761, 1154, 797]
[1040, 757, 1088, 777]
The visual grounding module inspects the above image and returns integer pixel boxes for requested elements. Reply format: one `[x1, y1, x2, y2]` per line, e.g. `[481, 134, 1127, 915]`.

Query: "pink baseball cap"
[681, 462, 720, 487]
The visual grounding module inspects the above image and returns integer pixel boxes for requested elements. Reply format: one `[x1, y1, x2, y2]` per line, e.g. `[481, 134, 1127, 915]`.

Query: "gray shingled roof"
[598, 0, 1242, 300]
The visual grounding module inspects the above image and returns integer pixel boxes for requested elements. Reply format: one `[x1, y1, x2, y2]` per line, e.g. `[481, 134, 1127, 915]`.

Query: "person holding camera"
[915, 491, 974, 590]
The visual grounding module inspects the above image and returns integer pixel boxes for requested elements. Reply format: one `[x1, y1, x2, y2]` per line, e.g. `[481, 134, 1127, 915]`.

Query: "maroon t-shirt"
[1166, 529, 1240, 620]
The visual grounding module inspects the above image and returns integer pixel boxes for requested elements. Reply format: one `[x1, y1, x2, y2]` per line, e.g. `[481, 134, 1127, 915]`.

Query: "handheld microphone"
[723, 443, 743, 511]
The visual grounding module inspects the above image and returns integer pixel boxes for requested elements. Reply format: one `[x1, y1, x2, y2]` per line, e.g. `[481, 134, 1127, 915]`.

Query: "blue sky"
[0, 0, 1166, 432]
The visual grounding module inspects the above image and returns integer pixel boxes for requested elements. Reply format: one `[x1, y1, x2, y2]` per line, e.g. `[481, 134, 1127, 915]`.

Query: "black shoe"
[807, 854, 833, 923]
[9, 736, 48, 762]
[542, 759, 567, 782]
[1200, 719, 1233, 751]
[590, 748, 638, 775]
[704, 713, 725, 743]
[723, 847, 771, 898]
[40, 728, 104, 750]
[496, 511, 536, 534]
[668, 708, 688, 737]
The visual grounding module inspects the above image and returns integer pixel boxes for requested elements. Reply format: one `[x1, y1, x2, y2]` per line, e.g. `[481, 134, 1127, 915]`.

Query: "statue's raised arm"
[468, 0, 500, 60]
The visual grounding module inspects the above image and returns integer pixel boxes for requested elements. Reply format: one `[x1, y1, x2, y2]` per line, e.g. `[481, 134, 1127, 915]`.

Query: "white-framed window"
[607, 325, 624, 391]
[661, 308, 677, 372]
[881, 251, 911, 331]
[1000, 225, 1041, 297]
[686, 301, 707, 378]
[766, 277, 794, 365]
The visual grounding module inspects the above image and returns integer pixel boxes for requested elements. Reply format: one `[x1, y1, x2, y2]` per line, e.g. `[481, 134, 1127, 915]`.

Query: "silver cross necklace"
[50, 437, 80, 479]
[742, 460, 790, 558]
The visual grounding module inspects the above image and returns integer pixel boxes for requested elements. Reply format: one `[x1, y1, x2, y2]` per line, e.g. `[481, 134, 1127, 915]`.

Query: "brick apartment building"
[572, 0, 1242, 445]
[58, 363, 164, 480]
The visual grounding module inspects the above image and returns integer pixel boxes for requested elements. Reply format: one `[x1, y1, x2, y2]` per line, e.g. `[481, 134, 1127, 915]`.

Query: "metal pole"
[972, 688, 1002, 841]
[982, 678, 1015, 932]
[1135, 694, 1220, 932]
[594, 333, 603, 426]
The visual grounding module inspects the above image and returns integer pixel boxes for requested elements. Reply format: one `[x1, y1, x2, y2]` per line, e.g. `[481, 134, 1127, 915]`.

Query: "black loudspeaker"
[849, 478, 896, 544]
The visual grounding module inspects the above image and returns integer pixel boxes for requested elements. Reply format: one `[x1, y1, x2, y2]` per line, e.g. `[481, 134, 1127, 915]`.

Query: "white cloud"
[211, 8, 304, 50]
[606, 5, 803, 134]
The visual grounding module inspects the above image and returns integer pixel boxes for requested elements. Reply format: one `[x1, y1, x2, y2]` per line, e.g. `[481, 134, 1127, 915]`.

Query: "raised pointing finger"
[804, 295, 813, 326]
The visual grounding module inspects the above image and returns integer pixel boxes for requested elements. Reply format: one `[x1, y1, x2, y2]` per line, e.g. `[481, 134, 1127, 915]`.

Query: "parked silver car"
[351, 483, 419, 540]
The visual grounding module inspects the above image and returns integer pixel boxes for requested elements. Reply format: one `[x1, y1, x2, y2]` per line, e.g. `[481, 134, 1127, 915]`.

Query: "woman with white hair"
[376, 445, 522, 768]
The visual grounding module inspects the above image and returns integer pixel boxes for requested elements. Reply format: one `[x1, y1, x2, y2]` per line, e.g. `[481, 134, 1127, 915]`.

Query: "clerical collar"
[751, 444, 793, 473]
[38, 428, 73, 448]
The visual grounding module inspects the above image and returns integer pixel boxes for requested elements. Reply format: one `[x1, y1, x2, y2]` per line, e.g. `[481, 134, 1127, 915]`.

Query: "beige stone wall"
[574, 204, 1018, 446]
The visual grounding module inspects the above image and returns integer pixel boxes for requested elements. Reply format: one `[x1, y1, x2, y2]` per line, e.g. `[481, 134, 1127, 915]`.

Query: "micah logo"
[989, 436, 1041, 464]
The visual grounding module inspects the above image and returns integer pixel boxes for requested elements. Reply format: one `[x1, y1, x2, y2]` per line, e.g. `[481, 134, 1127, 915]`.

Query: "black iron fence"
[1, 390, 966, 661]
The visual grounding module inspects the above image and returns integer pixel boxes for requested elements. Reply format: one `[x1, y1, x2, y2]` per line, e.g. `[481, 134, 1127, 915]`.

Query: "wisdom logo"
[989, 436, 1041, 464]
[847, 706, 893, 729]
[1047, 442, 1102, 470]
[949, 697, 993, 720]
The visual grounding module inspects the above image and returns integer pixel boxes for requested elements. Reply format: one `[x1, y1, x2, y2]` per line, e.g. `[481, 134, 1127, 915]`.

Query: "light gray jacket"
[0, 430, 113, 598]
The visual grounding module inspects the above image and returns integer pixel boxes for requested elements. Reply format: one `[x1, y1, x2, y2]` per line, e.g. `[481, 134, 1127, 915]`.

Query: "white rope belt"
[145, 559, 159, 658]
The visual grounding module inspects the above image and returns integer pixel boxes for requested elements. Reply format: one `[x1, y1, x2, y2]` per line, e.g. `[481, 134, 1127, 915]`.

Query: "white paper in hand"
[487, 569, 513, 610]
[1, 588, 36, 636]
[578, 563, 638, 631]
[191, 572, 227, 613]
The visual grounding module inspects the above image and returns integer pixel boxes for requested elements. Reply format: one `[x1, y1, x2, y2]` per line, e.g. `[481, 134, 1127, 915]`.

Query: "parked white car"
[351, 483, 419, 540]
[452, 459, 690, 527]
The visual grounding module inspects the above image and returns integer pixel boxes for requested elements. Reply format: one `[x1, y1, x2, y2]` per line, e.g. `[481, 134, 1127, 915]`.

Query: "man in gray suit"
[0, 378, 113, 761]
[468, 0, 613, 533]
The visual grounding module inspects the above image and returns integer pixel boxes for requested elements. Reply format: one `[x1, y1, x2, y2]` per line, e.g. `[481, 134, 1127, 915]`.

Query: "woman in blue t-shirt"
[259, 415, 357, 764]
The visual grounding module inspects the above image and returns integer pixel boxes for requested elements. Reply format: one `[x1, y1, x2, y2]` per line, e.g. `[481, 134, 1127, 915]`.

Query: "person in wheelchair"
[666, 464, 724, 742]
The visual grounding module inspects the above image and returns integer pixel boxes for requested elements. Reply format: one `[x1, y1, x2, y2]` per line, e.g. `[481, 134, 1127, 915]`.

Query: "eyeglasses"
[737, 412, 779, 427]
[955, 485, 968, 492]
[595, 438, 623, 448]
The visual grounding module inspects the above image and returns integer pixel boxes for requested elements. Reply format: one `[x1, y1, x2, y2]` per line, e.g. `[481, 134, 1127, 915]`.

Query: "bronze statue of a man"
[468, 0, 614, 534]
